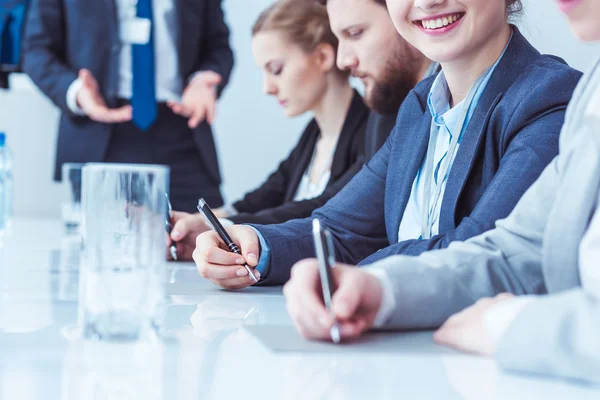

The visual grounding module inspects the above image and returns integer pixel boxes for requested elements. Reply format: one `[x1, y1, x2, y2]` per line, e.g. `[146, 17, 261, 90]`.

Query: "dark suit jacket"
[253, 27, 583, 286]
[22, 0, 234, 182]
[229, 90, 369, 225]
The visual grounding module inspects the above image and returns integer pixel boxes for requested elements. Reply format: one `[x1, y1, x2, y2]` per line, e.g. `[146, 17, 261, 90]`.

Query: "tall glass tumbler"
[80, 163, 169, 341]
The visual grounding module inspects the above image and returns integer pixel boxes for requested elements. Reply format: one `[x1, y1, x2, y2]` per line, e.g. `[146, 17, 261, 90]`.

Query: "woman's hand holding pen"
[167, 212, 211, 261]
[193, 225, 261, 290]
[283, 259, 383, 342]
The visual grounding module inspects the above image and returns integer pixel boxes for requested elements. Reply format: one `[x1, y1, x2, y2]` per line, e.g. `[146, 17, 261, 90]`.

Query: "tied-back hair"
[252, 0, 338, 54]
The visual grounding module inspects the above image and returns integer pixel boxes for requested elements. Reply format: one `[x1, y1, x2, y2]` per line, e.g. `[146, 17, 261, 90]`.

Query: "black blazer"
[22, 0, 234, 183]
[229, 90, 369, 225]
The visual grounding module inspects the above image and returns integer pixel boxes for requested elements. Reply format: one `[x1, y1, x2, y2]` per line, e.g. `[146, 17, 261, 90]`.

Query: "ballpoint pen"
[165, 193, 178, 261]
[312, 218, 341, 344]
[197, 198, 259, 282]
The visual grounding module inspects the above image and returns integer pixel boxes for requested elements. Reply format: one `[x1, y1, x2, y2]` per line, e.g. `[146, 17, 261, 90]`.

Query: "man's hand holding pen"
[192, 225, 261, 290]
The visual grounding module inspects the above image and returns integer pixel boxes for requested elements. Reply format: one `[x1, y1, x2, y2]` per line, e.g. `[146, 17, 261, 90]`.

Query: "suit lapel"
[438, 27, 537, 232]
[439, 92, 503, 232]
[386, 95, 432, 243]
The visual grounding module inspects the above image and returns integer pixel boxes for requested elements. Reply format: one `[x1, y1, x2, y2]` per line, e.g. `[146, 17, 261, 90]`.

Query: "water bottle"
[0, 133, 14, 234]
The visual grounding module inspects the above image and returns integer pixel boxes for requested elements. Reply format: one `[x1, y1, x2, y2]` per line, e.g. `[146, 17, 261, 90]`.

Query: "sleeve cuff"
[188, 70, 220, 86]
[364, 268, 397, 328]
[483, 296, 537, 345]
[66, 78, 86, 116]
[247, 226, 271, 277]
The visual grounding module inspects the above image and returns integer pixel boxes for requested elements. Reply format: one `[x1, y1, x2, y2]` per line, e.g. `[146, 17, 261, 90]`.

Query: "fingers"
[167, 101, 192, 118]
[284, 259, 334, 340]
[230, 227, 260, 267]
[331, 272, 362, 320]
[189, 105, 207, 129]
[193, 230, 258, 289]
[105, 105, 133, 123]
[170, 211, 192, 241]
[79, 68, 97, 91]
[338, 318, 370, 339]
[89, 105, 133, 124]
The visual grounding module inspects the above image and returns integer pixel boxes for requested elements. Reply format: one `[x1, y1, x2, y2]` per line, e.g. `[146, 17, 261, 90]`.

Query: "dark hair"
[252, 0, 338, 54]
[506, 0, 524, 20]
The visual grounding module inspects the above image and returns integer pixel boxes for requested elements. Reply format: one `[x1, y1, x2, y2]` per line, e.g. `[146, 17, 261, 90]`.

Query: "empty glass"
[80, 163, 169, 341]
[61, 163, 85, 233]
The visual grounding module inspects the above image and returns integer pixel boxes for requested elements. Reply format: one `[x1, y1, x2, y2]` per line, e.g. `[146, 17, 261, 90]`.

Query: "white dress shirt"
[293, 170, 331, 202]
[67, 0, 182, 114]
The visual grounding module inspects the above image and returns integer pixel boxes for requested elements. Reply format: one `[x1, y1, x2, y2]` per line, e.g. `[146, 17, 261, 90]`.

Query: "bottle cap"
[0, 133, 5, 146]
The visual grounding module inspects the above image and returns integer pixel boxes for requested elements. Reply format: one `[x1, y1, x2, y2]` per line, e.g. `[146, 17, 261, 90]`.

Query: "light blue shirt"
[398, 34, 512, 241]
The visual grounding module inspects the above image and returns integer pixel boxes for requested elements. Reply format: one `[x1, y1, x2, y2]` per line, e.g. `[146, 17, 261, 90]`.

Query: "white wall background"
[0, 0, 598, 219]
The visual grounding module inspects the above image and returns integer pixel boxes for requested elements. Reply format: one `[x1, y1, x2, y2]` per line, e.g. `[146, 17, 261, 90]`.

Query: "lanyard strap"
[420, 66, 493, 239]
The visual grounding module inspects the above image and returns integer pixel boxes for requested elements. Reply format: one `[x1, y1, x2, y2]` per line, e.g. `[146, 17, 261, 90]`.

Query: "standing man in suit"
[22, 0, 234, 212]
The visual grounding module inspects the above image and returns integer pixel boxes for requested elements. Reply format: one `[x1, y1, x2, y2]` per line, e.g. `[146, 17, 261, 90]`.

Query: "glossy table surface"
[0, 218, 598, 399]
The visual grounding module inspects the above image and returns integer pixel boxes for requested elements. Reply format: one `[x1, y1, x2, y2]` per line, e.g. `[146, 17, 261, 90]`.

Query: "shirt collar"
[426, 30, 514, 127]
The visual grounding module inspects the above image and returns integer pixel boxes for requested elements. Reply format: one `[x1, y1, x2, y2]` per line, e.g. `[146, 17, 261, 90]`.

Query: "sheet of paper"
[244, 325, 456, 354]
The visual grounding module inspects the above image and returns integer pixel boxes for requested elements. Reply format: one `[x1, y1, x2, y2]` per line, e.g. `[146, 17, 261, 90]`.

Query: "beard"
[364, 42, 424, 115]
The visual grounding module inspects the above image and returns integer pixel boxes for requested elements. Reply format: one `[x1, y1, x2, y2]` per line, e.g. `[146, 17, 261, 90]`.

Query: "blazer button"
[112, 44, 120, 53]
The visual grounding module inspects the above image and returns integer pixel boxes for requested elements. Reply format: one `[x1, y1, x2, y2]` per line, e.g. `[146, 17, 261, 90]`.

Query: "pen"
[165, 193, 178, 261]
[197, 198, 259, 282]
[312, 218, 341, 344]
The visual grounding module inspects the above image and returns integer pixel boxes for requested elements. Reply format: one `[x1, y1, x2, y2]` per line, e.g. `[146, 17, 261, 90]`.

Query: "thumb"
[79, 69, 91, 84]
[171, 211, 191, 241]
[80, 69, 98, 91]
[234, 227, 260, 267]
[332, 272, 361, 320]
[204, 71, 222, 86]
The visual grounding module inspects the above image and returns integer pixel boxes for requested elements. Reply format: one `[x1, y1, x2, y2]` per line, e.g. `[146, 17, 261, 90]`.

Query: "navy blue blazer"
[22, 0, 234, 183]
[253, 27, 582, 286]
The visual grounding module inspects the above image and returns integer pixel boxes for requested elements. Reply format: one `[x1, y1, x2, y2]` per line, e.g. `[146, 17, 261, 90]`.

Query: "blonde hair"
[252, 0, 339, 54]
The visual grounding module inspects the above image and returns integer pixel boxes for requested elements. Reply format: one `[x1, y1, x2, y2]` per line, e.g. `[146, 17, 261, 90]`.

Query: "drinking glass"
[80, 163, 169, 341]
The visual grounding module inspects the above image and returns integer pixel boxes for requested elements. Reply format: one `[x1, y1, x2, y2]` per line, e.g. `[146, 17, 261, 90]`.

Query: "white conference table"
[0, 218, 598, 399]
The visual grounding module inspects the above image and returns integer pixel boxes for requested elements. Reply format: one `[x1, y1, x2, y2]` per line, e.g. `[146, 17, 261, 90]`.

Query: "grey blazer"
[368, 59, 600, 384]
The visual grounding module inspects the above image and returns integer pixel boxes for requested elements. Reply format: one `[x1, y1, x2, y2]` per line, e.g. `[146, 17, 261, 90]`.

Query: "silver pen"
[312, 218, 341, 344]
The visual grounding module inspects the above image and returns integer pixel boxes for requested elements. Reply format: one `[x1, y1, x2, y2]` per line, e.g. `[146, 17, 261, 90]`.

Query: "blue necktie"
[131, 0, 157, 131]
